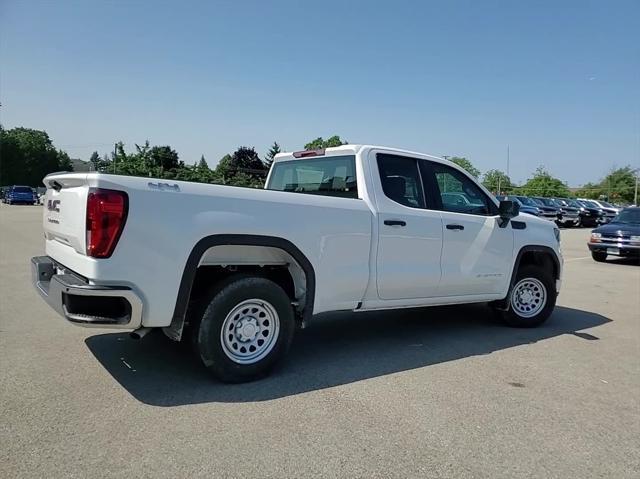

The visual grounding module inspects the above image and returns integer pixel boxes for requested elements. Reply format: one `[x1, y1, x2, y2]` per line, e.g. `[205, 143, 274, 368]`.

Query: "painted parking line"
[565, 256, 593, 262]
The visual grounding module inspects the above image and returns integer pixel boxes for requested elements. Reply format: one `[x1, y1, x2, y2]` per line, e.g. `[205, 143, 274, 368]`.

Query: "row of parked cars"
[496, 195, 621, 228]
[497, 195, 639, 263]
[0, 186, 43, 205]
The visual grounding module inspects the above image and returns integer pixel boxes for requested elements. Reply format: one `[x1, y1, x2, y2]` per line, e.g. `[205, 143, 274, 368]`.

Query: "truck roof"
[273, 144, 447, 165]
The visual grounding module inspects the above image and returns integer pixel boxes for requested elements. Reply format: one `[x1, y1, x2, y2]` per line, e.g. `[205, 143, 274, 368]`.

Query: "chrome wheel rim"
[511, 278, 547, 318]
[220, 299, 280, 364]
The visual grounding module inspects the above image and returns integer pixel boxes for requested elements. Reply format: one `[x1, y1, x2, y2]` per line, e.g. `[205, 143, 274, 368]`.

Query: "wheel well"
[189, 265, 296, 306]
[165, 236, 315, 342]
[492, 247, 560, 311]
[518, 250, 559, 280]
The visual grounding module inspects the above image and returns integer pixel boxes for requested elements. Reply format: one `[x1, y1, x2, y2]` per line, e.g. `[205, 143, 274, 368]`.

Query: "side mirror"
[498, 200, 519, 227]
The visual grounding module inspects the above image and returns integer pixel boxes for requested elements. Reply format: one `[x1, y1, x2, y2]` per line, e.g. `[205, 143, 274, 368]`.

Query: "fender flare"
[494, 245, 561, 311]
[165, 234, 316, 340]
[509, 245, 561, 291]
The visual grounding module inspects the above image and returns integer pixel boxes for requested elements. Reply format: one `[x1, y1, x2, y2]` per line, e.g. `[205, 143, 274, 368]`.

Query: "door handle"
[384, 219, 406, 227]
[446, 224, 464, 230]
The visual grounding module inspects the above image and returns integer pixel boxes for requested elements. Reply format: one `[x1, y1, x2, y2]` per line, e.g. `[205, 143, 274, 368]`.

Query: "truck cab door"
[373, 153, 443, 300]
[422, 161, 514, 297]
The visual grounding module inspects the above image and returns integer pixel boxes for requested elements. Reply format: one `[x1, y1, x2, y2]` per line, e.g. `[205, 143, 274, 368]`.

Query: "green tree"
[89, 151, 100, 170]
[449, 157, 481, 179]
[304, 135, 346, 150]
[598, 167, 637, 203]
[227, 147, 265, 172]
[149, 145, 179, 170]
[264, 141, 281, 168]
[0, 127, 60, 186]
[482, 169, 512, 194]
[0, 125, 21, 185]
[519, 166, 570, 197]
[214, 148, 266, 187]
[198, 155, 209, 171]
[57, 150, 74, 171]
[112, 141, 143, 176]
[214, 154, 234, 177]
[573, 182, 603, 200]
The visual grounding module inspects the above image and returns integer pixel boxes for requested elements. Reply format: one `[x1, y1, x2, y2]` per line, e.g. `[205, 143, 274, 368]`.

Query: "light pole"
[500, 145, 510, 195]
[113, 143, 118, 174]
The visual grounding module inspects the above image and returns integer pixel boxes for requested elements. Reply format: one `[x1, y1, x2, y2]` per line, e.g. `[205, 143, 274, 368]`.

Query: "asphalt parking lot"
[1, 203, 639, 478]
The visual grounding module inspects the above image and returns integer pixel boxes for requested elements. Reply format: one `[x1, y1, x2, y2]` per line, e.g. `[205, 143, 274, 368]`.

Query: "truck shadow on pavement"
[85, 305, 610, 406]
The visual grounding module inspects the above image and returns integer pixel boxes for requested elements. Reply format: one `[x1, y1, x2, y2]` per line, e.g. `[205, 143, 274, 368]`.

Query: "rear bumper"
[31, 256, 143, 329]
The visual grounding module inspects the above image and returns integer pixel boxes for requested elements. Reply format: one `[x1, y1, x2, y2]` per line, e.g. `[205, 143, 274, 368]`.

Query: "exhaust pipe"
[130, 327, 152, 340]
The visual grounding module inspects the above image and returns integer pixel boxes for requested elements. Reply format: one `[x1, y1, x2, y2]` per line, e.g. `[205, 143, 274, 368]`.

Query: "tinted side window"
[431, 163, 496, 216]
[377, 154, 426, 208]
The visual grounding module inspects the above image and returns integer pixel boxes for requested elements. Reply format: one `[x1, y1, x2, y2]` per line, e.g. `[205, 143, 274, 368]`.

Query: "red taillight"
[86, 189, 128, 258]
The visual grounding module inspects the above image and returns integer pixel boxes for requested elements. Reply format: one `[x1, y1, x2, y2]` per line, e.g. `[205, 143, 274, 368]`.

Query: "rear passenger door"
[373, 153, 443, 300]
[421, 161, 513, 297]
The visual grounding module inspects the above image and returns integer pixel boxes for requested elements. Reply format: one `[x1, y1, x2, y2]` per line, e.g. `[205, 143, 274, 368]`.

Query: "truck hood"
[592, 222, 640, 236]
[515, 212, 555, 228]
[560, 207, 579, 213]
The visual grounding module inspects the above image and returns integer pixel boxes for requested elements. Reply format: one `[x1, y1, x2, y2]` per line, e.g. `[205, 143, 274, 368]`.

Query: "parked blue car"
[496, 195, 542, 217]
[3, 185, 38, 205]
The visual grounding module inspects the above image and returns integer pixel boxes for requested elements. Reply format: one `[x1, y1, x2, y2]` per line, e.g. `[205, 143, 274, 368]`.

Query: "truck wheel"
[591, 251, 607, 262]
[499, 265, 556, 328]
[193, 276, 295, 383]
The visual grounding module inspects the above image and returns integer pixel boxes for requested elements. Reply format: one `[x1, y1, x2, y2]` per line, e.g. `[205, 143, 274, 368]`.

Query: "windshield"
[565, 199, 581, 208]
[599, 201, 614, 208]
[538, 198, 558, 207]
[583, 200, 599, 208]
[612, 209, 640, 225]
[12, 186, 33, 193]
[267, 155, 358, 199]
[516, 196, 537, 207]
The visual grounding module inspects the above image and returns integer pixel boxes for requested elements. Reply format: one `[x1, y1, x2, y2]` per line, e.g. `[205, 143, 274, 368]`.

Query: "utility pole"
[113, 143, 117, 174]
[634, 173, 638, 205]
[501, 145, 510, 194]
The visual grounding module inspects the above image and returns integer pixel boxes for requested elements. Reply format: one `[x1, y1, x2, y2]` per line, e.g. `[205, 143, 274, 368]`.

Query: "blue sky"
[1, 0, 638, 185]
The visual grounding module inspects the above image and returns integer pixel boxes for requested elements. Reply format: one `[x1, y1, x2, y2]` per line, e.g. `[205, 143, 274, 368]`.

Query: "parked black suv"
[531, 197, 563, 223]
[512, 196, 554, 221]
[551, 198, 581, 227]
[588, 207, 640, 262]
[576, 200, 606, 227]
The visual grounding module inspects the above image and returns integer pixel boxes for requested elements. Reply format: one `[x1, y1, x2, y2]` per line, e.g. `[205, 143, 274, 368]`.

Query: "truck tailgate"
[43, 174, 89, 256]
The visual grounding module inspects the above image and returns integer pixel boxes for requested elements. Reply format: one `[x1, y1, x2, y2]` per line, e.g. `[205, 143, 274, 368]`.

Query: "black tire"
[192, 275, 295, 383]
[498, 265, 556, 328]
[591, 251, 607, 262]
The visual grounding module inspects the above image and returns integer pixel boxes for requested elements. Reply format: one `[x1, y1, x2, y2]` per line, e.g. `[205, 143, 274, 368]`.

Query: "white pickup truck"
[32, 145, 562, 382]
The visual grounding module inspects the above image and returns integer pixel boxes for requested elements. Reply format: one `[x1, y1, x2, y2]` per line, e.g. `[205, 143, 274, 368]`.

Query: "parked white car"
[581, 199, 620, 217]
[32, 145, 562, 382]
